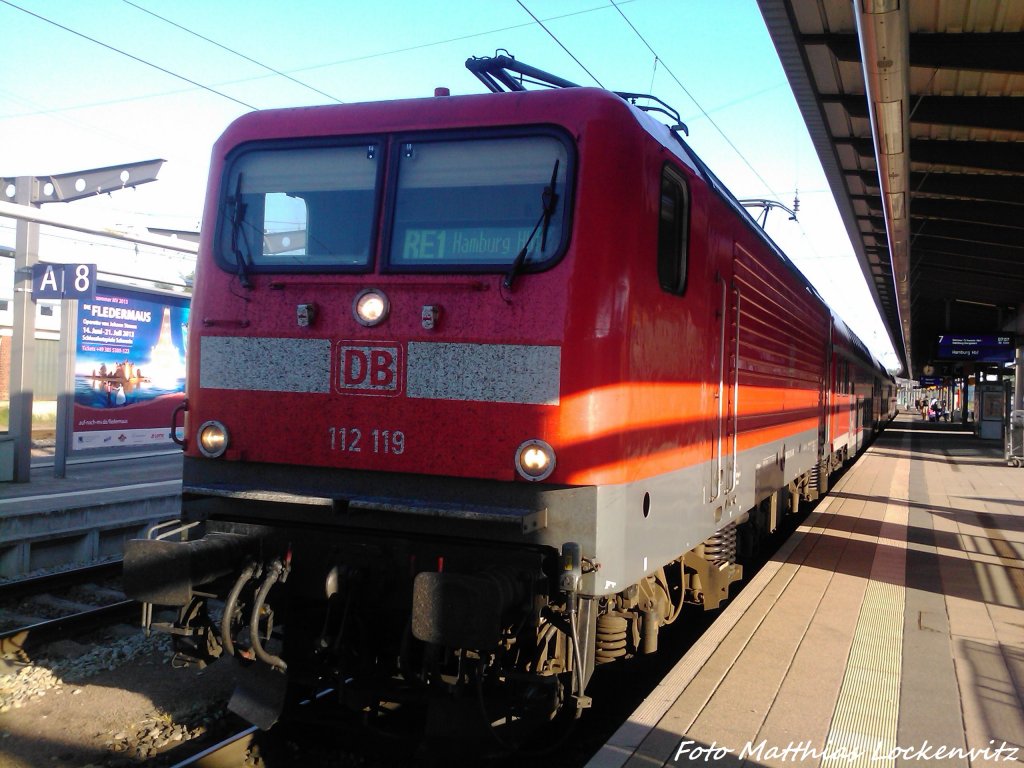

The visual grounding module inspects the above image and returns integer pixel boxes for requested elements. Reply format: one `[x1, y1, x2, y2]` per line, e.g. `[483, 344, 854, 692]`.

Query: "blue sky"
[0, 0, 899, 368]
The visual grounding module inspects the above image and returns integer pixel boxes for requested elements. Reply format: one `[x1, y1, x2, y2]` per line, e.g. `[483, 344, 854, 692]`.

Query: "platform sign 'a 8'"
[31, 262, 97, 301]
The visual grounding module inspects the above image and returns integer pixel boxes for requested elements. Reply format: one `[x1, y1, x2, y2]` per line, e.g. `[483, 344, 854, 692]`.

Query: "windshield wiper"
[229, 173, 252, 288]
[503, 158, 560, 291]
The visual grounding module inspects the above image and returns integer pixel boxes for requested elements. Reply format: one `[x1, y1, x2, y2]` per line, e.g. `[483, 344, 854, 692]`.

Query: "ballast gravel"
[0, 626, 239, 767]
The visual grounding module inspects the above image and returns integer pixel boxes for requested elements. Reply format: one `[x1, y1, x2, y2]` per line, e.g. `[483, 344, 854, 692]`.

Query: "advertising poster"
[73, 285, 190, 450]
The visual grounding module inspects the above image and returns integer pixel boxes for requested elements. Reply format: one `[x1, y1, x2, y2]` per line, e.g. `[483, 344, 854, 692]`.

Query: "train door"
[816, 358, 828, 494]
[848, 362, 856, 451]
[822, 323, 833, 459]
[856, 369, 866, 452]
[709, 259, 738, 507]
[814, 316, 834, 495]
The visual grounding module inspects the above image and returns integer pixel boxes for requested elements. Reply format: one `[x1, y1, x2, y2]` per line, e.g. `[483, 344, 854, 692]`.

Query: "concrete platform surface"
[0, 450, 182, 577]
[591, 413, 1024, 768]
[0, 450, 182, 514]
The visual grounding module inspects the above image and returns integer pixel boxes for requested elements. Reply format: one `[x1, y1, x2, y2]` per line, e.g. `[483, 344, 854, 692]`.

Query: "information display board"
[72, 286, 190, 449]
[936, 334, 1015, 362]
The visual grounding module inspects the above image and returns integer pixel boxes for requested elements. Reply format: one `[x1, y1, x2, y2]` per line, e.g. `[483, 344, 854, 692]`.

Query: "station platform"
[590, 412, 1024, 767]
[0, 449, 181, 512]
[0, 450, 182, 577]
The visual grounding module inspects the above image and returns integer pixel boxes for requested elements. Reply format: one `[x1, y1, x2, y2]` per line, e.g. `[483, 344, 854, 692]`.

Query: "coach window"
[658, 165, 689, 295]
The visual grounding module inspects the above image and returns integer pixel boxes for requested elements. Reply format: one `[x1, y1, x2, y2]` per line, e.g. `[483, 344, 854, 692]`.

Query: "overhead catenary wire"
[119, 0, 344, 104]
[608, 0, 779, 200]
[511, 0, 826, 285]
[0, 84, 163, 161]
[0, 0, 256, 111]
[515, 0, 605, 89]
[286, 1, 637, 80]
[607, 1, 864, 337]
[0, 1, 637, 121]
[606, 2, 853, 285]
[0, 220, 195, 261]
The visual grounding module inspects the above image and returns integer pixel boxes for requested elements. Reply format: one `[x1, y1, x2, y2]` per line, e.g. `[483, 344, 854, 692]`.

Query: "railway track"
[151, 615, 722, 768]
[0, 559, 137, 657]
[168, 725, 258, 767]
[167, 689, 339, 767]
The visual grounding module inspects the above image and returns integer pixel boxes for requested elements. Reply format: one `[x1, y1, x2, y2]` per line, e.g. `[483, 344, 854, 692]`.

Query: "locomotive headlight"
[515, 439, 556, 481]
[197, 420, 229, 458]
[354, 288, 389, 327]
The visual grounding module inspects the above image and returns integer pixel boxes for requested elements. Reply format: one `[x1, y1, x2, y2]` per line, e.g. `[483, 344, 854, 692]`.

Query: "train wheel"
[464, 664, 580, 756]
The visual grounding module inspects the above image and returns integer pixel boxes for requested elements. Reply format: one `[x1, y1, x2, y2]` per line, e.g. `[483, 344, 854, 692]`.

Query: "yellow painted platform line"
[821, 456, 909, 768]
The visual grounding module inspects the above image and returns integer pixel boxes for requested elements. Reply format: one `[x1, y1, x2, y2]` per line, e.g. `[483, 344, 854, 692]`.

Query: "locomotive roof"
[213, 86, 889, 374]
[217, 86, 632, 151]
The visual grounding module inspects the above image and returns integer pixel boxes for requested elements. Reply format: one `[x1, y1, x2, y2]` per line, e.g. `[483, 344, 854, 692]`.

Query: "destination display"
[399, 226, 533, 263]
[936, 334, 1014, 363]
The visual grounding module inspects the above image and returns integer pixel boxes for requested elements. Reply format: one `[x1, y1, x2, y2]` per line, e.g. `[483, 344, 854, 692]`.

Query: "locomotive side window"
[219, 143, 380, 272]
[657, 165, 689, 295]
[388, 135, 570, 271]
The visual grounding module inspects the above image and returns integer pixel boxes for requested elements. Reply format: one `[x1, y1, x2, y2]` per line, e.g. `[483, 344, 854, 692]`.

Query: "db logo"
[337, 343, 402, 395]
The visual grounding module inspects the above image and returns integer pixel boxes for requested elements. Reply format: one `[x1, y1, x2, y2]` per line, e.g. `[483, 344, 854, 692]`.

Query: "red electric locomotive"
[125, 55, 894, 739]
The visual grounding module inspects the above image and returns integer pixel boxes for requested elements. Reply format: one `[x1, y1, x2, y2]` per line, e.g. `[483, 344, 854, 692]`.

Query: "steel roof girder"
[802, 32, 1024, 75]
[911, 197, 1024, 229]
[0, 159, 164, 205]
[822, 94, 1024, 133]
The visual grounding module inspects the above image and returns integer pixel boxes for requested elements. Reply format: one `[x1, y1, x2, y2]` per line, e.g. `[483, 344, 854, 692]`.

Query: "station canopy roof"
[757, 0, 1023, 378]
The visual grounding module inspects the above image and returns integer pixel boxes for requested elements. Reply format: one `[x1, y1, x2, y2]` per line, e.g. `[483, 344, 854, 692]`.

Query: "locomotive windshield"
[388, 135, 570, 271]
[216, 132, 570, 276]
[221, 143, 381, 271]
